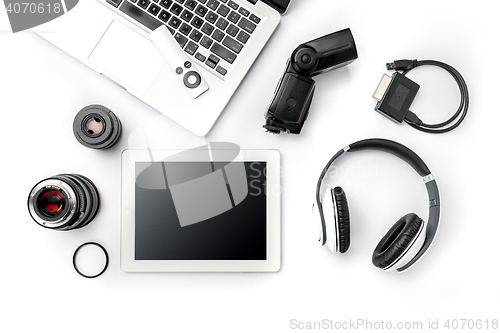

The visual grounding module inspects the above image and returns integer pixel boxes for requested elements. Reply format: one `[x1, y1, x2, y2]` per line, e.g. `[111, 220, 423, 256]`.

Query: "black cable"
[388, 59, 469, 134]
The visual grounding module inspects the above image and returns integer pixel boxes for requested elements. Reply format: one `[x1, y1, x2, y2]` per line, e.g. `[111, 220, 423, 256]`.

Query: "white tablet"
[121, 147, 281, 272]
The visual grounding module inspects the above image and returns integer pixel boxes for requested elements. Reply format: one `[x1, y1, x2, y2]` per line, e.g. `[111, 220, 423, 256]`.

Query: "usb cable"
[374, 59, 469, 134]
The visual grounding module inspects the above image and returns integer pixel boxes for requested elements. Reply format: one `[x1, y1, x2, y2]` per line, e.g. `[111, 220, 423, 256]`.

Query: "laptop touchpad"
[89, 20, 166, 95]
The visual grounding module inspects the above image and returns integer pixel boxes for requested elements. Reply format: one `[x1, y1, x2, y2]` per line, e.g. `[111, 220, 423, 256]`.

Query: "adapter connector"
[372, 72, 420, 123]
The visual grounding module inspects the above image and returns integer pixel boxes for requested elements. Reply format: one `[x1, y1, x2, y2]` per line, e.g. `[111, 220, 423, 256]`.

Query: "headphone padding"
[333, 187, 350, 253]
[372, 213, 423, 269]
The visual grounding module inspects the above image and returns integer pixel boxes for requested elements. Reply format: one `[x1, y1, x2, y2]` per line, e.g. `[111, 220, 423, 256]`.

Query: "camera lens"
[39, 190, 66, 217]
[73, 105, 121, 150]
[28, 174, 99, 231]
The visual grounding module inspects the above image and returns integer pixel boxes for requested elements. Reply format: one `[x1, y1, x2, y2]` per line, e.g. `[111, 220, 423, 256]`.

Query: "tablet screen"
[134, 161, 267, 260]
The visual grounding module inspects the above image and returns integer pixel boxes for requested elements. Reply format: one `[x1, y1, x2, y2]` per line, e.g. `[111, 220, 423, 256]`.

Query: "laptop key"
[198, 0, 207, 3]
[226, 24, 239, 37]
[206, 59, 217, 68]
[227, 11, 240, 24]
[159, 0, 172, 8]
[185, 0, 197, 10]
[170, 3, 183, 15]
[176, 0, 185, 3]
[215, 17, 228, 30]
[185, 41, 199, 55]
[120, 1, 162, 30]
[180, 9, 194, 21]
[207, 0, 219, 10]
[189, 29, 203, 42]
[200, 36, 214, 48]
[238, 7, 249, 17]
[236, 30, 249, 44]
[158, 10, 171, 22]
[227, 0, 238, 10]
[211, 43, 236, 64]
[212, 29, 225, 42]
[222, 36, 243, 53]
[238, 17, 256, 33]
[195, 4, 208, 17]
[216, 4, 229, 17]
[174, 32, 188, 48]
[209, 54, 220, 64]
[148, 4, 161, 15]
[201, 22, 215, 35]
[249, 14, 260, 24]
[192, 16, 204, 29]
[137, 0, 150, 9]
[206, 11, 218, 23]
[216, 66, 227, 76]
[179, 23, 192, 35]
[168, 16, 181, 28]
[195, 52, 207, 62]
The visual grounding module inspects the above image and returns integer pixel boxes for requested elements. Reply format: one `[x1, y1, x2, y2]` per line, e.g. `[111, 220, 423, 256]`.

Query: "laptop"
[34, 0, 291, 136]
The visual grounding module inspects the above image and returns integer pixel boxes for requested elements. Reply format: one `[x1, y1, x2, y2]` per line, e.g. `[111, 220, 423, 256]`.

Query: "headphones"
[313, 139, 440, 272]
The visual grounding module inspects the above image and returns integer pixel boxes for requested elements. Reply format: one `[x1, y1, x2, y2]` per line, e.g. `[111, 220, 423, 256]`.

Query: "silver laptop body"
[35, 0, 285, 136]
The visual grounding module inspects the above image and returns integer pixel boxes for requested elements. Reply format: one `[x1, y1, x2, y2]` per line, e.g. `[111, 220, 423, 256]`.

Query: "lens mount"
[28, 179, 78, 229]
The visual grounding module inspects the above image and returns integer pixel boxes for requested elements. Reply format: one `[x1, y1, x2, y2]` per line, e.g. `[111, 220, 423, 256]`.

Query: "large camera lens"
[28, 174, 99, 230]
[73, 105, 121, 150]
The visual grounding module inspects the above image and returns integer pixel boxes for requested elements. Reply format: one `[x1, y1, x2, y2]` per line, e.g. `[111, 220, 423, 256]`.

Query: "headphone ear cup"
[372, 213, 423, 269]
[333, 187, 350, 253]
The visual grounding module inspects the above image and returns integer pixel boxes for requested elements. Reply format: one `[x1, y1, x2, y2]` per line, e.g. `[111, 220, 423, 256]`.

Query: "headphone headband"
[315, 139, 440, 271]
[349, 139, 430, 176]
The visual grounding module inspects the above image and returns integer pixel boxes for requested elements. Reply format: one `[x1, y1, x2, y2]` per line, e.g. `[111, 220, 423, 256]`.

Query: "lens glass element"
[84, 117, 104, 135]
[39, 190, 66, 217]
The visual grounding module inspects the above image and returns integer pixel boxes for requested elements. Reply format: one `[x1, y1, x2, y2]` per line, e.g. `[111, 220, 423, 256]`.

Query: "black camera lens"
[73, 105, 121, 149]
[28, 174, 99, 231]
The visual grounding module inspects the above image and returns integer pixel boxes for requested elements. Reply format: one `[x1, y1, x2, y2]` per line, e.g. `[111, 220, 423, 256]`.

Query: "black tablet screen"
[134, 161, 267, 260]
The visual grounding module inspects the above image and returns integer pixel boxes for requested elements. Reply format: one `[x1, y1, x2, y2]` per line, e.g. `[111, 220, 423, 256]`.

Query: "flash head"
[264, 28, 358, 134]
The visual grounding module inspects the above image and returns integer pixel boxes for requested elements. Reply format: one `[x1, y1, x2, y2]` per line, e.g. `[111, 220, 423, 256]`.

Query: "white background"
[1, 1, 499, 332]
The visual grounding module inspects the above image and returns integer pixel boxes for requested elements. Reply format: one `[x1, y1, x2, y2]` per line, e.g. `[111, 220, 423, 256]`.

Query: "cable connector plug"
[386, 59, 418, 71]
[404, 111, 423, 126]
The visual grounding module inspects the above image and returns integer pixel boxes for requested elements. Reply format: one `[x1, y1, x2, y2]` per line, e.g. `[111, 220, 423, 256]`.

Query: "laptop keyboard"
[107, 0, 262, 77]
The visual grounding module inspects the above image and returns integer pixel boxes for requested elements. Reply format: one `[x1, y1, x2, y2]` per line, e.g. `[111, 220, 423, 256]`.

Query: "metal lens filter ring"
[28, 174, 99, 230]
[73, 105, 122, 150]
